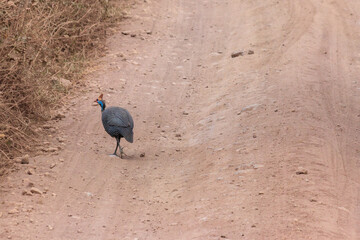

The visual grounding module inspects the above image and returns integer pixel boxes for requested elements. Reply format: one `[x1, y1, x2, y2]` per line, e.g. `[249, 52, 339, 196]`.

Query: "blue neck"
[98, 100, 105, 111]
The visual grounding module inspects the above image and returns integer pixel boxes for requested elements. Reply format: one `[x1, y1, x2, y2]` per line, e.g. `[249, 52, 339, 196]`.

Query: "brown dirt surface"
[1, 0, 359, 239]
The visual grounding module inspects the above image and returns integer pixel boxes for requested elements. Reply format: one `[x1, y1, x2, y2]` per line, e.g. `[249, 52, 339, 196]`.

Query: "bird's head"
[94, 94, 106, 111]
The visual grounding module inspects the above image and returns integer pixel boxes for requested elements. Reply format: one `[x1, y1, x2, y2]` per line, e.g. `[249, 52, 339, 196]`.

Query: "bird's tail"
[123, 129, 133, 143]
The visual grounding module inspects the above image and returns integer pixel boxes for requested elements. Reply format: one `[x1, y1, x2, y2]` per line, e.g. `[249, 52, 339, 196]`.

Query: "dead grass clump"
[0, 0, 124, 168]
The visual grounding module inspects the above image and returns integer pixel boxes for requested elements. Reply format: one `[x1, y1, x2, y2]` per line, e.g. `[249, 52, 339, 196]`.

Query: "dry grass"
[0, 0, 125, 173]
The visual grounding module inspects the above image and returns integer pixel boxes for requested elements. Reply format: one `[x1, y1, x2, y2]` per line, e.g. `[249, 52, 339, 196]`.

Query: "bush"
[0, 0, 123, 167]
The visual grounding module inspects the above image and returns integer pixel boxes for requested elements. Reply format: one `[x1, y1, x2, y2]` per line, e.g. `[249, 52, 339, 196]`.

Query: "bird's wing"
[106, 110, 132, 128]
[106, 116, 130, 128]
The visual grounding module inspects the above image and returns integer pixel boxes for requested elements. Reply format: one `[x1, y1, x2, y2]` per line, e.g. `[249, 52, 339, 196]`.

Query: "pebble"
[30, 187, 42, 195]
[42, 147, 57, 153]
[140, 153, 145, 157]
[20, 154, 30, 164]
[231, 51, 244, 58]
[253, 164, 264, 169]
[22, 190, 33, 196]
[296, 167, 308, 175]
[248, 50, 255, 55]
[8, 208, 19, 214]
[50, 163, 57, 169]
[52, 113, 65, 120]
[26, 169, 34, 175]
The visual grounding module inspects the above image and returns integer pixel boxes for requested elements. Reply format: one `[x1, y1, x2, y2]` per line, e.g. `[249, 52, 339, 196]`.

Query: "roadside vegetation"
[0, 0, 125, 174]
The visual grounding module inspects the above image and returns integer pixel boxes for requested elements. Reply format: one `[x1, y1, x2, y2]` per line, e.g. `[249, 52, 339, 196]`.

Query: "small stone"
[50, 163, 56, 169]
[251, 224, 256, 228]
[20, 154, 30, 164]
[248, 50, 255, 55]
[30, 187, 42, 195]
[130, 33, 136, 37]
[175, 134, 181, 137]
[42, 147, 57, 153]
[47, 225, 54, 230]
[231, 51, 244, 58]
[26, 169, 34, 175]
[140, 153, 145, 157]
[296, 167, 308, 175]
[121, 31, 130, 35]
[22, 190, 33, 196]
[253, 133, 257, 138]
[52, 113, 65, 120]
[220, 236, 227, 239]
[8, 208, 19, 214]
[253, 164, 264, 169]
[42, 125, 53, 129]
[182, 111, 189, 115]
[146, 30, 152, 35]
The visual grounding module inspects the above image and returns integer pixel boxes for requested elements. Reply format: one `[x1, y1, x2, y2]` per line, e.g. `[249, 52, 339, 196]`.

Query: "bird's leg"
[118, 138, 128, 158]
[112, 137, 120, 156]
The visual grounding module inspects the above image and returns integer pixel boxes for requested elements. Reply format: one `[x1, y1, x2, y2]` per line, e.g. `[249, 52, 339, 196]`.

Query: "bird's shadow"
[107, 153, 145, 161]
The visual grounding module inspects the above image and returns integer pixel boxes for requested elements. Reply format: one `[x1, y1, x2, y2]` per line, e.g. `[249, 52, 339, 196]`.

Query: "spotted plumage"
[95, 94, 134, 158]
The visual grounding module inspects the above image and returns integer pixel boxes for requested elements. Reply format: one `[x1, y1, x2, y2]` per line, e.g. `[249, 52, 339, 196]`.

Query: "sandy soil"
[1, 0, 360, 239]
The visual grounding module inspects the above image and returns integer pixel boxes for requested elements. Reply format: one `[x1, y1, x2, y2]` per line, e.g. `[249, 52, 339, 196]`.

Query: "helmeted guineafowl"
[95, 94, 134, 158]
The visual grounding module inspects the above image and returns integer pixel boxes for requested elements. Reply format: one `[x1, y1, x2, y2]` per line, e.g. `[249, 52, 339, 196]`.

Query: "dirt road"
[1, 0, 359, 239]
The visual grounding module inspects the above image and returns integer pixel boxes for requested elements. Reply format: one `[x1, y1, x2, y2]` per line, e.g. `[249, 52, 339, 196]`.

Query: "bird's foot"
[109, 153, 120, 158]
[120, 147, 128, 159]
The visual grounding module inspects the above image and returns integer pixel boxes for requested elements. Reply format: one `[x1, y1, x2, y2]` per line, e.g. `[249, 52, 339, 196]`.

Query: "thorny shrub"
[0, 0, 124, 173]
